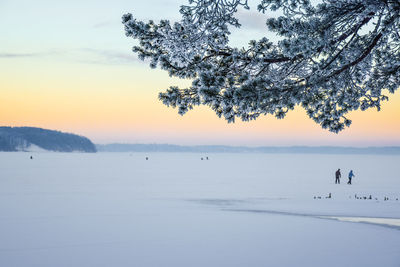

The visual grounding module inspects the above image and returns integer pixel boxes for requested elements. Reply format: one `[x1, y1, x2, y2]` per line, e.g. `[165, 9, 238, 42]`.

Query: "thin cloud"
[0, 52, 43, 58]
[93, 21, 115, 28]
[0, 48, 143, 66]
[0, 50, 65, 58]
[78, 48, 142, 65]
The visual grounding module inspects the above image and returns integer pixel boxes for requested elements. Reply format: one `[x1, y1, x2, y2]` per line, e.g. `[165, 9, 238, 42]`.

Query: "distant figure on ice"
[30, 156, 33, 159]
[335, 169, 341, 184]
[348, 170, 355, 184]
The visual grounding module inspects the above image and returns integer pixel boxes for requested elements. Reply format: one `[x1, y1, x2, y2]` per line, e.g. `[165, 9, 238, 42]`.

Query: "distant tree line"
[96, 143, 400, 154]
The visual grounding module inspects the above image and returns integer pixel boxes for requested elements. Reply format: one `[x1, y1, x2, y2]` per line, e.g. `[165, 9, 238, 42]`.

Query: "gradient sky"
[1, 0, 399, 146]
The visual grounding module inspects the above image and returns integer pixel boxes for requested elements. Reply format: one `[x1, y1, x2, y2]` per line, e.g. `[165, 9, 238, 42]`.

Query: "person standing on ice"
[335, 169, 341, 184]
[348, 170, 355, 185]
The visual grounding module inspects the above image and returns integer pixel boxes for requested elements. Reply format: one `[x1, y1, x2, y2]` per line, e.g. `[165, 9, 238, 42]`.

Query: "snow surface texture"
[0, 152, 399, 267]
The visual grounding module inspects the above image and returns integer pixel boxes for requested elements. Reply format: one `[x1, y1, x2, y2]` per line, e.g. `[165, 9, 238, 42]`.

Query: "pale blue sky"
[0, 0, 271, 62]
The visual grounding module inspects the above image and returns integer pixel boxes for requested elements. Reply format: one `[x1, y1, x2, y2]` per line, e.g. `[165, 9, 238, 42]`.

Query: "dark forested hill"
[0, 127, 96, 152]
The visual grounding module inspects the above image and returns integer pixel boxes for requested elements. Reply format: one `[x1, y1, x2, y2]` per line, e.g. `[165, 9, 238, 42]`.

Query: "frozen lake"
[1, 152, 399, 266]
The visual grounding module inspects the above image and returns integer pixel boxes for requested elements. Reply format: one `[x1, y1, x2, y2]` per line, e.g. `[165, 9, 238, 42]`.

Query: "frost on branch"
[123, 0, 400, 133]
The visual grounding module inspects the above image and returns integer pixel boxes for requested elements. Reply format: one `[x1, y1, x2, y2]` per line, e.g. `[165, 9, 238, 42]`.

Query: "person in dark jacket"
[335, 169, 341, 184]
[348, 170, 355, 184]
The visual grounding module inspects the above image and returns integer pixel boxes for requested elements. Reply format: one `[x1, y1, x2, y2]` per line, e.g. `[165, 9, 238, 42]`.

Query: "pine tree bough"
[123, 0, 400, 133]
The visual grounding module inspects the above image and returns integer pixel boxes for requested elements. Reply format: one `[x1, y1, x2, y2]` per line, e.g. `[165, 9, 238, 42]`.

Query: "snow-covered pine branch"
[123, 0, 400, 132]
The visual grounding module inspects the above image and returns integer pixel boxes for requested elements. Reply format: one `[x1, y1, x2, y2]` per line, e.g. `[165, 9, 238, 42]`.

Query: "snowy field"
[0, 152, 399, 267]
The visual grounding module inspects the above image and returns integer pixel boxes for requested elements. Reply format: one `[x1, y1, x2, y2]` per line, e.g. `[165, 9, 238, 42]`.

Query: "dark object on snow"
[201, 157, 203, 160]
[335, 169, 341, 184]
[347, 170, 355, 184]
[326, 193, 332, 199]
[30, 156, 33, 159]
[369, 195, 372, 200]
[206, 156, 209, 160]
[146, 157, 148, 160]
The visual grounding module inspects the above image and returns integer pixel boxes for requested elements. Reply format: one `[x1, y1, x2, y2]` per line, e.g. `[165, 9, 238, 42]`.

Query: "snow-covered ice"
[0, 152, 399, 267]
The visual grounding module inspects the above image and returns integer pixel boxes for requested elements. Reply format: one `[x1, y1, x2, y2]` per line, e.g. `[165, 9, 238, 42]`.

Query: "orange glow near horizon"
[1, 57, 400, 146]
